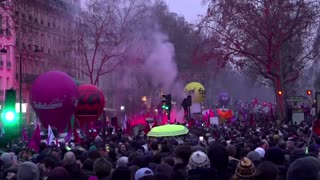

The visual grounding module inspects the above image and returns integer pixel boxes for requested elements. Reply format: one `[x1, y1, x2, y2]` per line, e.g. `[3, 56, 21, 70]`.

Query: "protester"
[1, 109, 320, 180]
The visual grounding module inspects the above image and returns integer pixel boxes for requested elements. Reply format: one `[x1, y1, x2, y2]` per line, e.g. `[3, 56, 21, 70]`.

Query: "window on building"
[0, 76, 3, 89]
[6, 77, 9, 88]
[5, 16, 10, 36]
[6, 47, 10, 69]
[0, 16, 3, 35]
[0, 46, 3, 68]
[40, 33, 44, 50]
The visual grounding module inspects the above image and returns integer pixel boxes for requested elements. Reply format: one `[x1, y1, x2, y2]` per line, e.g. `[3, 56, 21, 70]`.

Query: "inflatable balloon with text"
[75, 84, 105, 127]
[184, 82, 206, 103]
[30, 71, 79, 132]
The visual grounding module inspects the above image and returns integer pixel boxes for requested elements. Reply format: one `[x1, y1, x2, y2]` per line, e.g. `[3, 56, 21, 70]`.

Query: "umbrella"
[147, 124, 189, 137]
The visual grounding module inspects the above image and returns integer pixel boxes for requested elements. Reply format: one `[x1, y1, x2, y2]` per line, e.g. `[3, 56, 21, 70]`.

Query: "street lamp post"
[0, 45, 41, 127]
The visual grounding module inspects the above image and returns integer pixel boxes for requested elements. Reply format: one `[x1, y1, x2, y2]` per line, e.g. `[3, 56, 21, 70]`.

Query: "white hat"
[254, 147, 265, 158]
[135, 168, 154, 180]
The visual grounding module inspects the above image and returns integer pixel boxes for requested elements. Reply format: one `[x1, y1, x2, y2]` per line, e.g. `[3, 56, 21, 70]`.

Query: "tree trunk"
[274, 77, 285, 121]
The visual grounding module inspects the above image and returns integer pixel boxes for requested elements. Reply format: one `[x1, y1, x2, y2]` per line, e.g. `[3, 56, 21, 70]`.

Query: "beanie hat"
[287, 156, 320, 180]
[234, 157, 255, 178]
[17, 162, 40, 180]
[254, 147, 265, 158]
[1, 153, 12, 164]
[246, 151, 261, 162]
[63, 152, 76, 166]
[187, 150, 210, 171]
[117, 156, 129, 168]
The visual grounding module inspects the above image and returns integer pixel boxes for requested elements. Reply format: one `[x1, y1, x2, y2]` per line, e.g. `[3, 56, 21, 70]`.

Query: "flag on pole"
[22, 127, 29, 142]
[64, 130, 72, 143]
[28, 124, 41, 152]
[122, 115, 127, 131]
[64, 122, 72, 143]
[47, 125, 55, 145]
[73, 128, 80, 144]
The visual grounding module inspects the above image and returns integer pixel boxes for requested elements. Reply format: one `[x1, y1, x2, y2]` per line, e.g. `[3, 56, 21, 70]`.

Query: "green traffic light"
[3, 110, 16, 123]
[5, 111, 15, 121]
[165, 106, 169, 110]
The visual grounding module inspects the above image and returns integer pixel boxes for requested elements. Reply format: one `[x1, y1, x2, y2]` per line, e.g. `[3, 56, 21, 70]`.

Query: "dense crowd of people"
[0, 118, 318, 180]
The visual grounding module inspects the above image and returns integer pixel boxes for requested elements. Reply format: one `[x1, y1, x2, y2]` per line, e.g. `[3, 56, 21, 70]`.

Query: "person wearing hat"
[186, 151, 218, 180]
[287, 156, 320, 180]
[246, 151, 261, 167]
[232, 157, 255, 180]
[135, 168, 154, 180]
[63, 152, 88, 180]
[16, 162, 40, 180]
[254, 147, 265, 158]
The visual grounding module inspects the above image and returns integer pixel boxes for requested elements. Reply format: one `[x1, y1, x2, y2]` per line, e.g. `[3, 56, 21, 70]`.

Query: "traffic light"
[161, 94, 172, 121]
[277, 90, 283, 96]
[2, 89, 18, 138]
[161, 94, 172, 111]
[306, 89, 312, 95]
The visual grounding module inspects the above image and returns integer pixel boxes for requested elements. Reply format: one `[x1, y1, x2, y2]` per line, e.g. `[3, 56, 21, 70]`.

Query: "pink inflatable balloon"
[30, 71, 79, 132]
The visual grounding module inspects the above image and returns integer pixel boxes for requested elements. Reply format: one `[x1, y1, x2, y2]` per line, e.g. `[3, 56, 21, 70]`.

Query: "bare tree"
[199, 0, 320, 119]
[74, 0, 149, 85]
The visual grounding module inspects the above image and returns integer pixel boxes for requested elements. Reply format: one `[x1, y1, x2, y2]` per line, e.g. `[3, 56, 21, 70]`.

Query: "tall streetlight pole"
[0, 45, 41, 127]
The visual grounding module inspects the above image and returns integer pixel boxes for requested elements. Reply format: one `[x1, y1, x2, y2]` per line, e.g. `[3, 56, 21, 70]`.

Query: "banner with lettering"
[30, 71, 79, 132]
[184, 82, 206, 103]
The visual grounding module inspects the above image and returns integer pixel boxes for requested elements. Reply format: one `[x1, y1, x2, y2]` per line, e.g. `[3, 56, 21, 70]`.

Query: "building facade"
[0, 0, 82, 122]
[0, 5, 16, 106]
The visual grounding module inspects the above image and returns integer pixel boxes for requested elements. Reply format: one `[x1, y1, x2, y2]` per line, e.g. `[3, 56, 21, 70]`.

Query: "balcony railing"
[16, 73, 38, 84]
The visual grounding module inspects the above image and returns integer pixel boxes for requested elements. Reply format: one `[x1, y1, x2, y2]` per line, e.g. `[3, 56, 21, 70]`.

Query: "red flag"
[28, 124, 41, 152]
[73, 128, 80, 144]
[144, 124, 151, 134]
[249, 114, 254, 126]
[313, 120, 320, 136]
[152, 119, 158, 128]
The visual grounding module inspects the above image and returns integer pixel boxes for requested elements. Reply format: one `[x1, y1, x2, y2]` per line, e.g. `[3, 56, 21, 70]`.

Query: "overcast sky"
[81, 0, 207, 23]
[166, 0, 207, 23]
